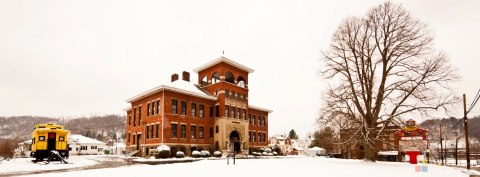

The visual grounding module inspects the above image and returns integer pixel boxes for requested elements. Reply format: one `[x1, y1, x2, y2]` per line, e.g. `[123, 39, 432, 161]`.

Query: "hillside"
[0, 115, 126, 143]
[419, 115, 480, 141]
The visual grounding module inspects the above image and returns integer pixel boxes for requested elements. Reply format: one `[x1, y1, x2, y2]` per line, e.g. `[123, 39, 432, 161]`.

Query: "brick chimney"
[171, 73, 179, 82]
[182, 71, 190, 82]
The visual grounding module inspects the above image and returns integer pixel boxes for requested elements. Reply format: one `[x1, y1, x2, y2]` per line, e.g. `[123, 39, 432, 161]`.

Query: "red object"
[49, 133, 55, 139]
[406, 151, 421, 164]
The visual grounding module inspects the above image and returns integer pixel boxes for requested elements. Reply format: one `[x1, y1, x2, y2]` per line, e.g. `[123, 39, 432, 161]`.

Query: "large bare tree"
[319, 2, 458, 161]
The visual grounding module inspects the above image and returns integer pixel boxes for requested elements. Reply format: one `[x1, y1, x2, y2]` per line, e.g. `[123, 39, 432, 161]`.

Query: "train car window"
[39, 136, 45, 141]
[59, 136, 65, 141]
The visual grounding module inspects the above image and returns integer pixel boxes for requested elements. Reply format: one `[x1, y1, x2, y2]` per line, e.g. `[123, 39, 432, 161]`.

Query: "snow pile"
[0, 156, 97, 175]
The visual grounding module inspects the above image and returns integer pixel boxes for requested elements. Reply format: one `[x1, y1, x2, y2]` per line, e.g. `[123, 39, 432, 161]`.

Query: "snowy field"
[0, 156, 97, 175]
[3, 156, 477, 177]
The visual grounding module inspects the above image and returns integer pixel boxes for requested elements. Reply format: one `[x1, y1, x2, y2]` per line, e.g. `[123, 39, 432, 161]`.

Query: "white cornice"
[193, 56, 254, 73]
[126, 85, 217, 103]
[249, 105, 273, 113]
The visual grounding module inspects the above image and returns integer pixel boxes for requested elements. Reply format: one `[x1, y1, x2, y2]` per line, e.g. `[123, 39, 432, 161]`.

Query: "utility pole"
[439, 123, 444, 165]
[463, 94, 471, 169]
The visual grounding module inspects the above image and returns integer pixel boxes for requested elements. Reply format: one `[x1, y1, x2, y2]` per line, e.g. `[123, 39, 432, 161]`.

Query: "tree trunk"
[364, 128, 377, 162]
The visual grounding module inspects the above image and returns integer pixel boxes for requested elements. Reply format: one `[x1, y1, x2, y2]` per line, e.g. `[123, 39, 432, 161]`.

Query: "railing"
[227, 153, 236, 165]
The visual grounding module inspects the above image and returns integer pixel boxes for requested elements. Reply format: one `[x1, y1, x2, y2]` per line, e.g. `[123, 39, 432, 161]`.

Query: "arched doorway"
[229, 131, 241, 153]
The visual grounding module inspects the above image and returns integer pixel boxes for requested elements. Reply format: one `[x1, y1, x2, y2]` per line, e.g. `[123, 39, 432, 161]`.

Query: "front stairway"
[125, 150, 140, 157]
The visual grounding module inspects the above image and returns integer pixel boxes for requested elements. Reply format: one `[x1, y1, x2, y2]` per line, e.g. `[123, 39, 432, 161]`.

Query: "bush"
[200, 150, 211, 157]
[265, 148, 272, 153]
[213, 151, 222, 158]
[262, 152, 268, 156]
[273, 151, 278, 155]
[190, 145, 198, 152]
[192, 150, 202, 158]
[156, 145, 171, 159]
[176, 151, 185, 158]
[267, 153, 274, 156]
[272, 146, 283, 155]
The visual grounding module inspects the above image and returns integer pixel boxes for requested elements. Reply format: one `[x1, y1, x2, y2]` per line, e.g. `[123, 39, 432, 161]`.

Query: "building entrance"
[229, 131, 241, 153]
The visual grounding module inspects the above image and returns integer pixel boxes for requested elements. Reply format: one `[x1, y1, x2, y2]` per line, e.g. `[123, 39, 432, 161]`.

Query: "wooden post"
[463, 94, 471, 169]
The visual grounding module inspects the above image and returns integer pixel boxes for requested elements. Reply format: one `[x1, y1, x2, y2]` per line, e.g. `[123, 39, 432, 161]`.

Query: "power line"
[467, 89, 480, 114]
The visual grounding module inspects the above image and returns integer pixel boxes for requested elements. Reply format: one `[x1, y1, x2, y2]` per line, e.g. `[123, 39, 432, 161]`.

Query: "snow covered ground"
[0, 156, 97, 175]
[6, 156, 477, 177]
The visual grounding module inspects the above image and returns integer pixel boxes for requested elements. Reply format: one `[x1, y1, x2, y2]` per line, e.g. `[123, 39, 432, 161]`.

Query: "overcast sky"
[1, 0, 479, 137]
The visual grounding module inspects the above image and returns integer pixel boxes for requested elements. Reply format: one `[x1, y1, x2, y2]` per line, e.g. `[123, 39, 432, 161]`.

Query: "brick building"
[339, 124, 401, 161]
[125, 57, 272, 156]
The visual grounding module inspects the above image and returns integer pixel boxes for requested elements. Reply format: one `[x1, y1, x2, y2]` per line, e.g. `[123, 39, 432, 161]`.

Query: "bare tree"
[319, 1, 458, 161]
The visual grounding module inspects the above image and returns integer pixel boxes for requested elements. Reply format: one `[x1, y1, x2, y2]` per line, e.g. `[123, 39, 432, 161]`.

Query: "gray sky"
[1, 0, 479, 137]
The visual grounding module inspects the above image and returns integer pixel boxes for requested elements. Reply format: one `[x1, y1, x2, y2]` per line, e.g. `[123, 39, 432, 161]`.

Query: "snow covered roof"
[126, 80, 217, 103]
[378, 151, 398, 155]
[193, 56, 254, 73]
[308, 147, 325, 151]
[69, 134, 105, 145]
[19, 140, 31, 144]
[249, 105, 273, 113]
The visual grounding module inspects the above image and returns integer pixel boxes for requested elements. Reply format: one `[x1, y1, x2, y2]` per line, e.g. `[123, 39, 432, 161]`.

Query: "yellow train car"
[31, 123, 70, 161]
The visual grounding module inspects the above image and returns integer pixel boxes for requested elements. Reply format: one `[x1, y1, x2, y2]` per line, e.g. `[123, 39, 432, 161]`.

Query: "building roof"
[193, 56, 255, 73]
[69, 134, 106, 145]
[249, 105, 273, 113]
[126, 80, 217, 103]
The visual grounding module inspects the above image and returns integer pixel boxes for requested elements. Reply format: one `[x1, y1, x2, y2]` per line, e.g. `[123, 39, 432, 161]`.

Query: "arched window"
[201, 76, 208, 86]
[225, 89, 229, 98]
[225, 72, 234, 84]
[237, 93, 241, 100]
[237, 76, 246, 88]
[212, 72, 220, 84]
[231, 91, 236, 99]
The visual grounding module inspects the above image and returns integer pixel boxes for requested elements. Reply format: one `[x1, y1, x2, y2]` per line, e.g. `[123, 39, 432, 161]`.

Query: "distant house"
[269, 135, 293, 155]
[69, 134, 106, 155]
[16, 140, 32, 158]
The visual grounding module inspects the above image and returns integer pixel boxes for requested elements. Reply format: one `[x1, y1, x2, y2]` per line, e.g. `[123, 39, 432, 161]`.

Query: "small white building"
[305, 147, 326, 156]
[69, 134, 106, 155]
[16, 140, 32, 158]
